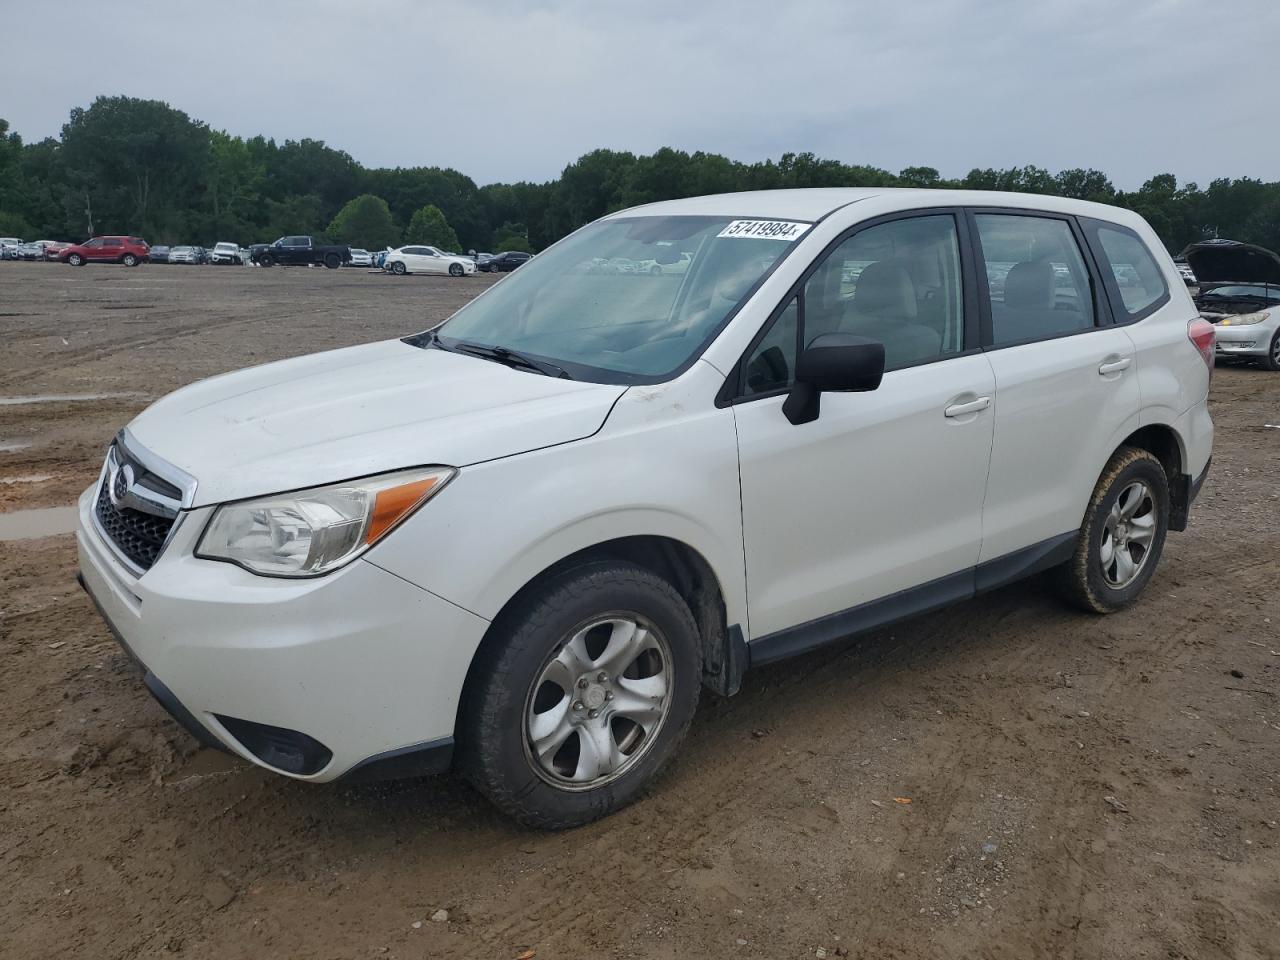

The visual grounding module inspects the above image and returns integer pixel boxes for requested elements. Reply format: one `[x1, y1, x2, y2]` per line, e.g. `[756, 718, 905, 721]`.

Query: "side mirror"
[782, 333, 885, 425]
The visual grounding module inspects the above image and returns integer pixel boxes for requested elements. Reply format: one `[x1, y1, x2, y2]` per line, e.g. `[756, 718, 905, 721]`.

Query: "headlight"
[1220, 311, 1270, 326]
[196, 467, 455, 577]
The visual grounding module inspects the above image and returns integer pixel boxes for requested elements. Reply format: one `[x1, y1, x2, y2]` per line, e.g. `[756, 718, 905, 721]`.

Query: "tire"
[449, 262, 464, 277]
[324, 253, 341, 270]
[68, 253, 84, 266]
[1263, 328, 1280, 372]
[460, 561, 701, 830]
[258, 254, 275, 268]
[649, 265, 662, 275]
[1054, 446, 1169, 614]
[391, 261, 407, 276]
[121, 253, 138, 267]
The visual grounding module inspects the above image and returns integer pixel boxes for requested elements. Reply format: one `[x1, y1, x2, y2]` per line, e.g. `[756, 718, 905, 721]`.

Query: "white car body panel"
[74, 188, 1214, 784]
[127, 339, 625, 507]
[735, 354, 996, 638]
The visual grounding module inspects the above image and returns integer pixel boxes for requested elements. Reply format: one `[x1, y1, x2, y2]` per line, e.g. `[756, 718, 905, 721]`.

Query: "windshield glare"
[436, 216, 806, 383]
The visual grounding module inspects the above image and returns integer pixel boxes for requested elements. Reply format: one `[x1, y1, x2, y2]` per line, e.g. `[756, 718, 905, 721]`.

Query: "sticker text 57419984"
[716, 220, 811, 241]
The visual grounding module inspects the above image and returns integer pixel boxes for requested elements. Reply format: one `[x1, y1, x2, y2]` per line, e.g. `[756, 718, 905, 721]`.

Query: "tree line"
[2, 96, 1279, 257]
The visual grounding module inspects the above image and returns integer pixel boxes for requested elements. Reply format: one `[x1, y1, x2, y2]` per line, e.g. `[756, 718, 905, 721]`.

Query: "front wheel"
[68, 253, 84, 266]
[461, 562, 701, 830]
[391, 261, 407, 275]
[1055, 446, 1169, 613]
[449, 262, 464, 277]
[1263, 329, 1280, 372]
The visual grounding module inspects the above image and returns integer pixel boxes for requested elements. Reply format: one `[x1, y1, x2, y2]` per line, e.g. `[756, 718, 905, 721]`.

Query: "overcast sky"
[4, 0, 1275, 190]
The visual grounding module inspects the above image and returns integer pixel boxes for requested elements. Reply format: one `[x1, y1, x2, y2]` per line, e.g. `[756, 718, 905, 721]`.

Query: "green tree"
[326, 194, 399, 249]
[404, 204, 460, 250]
[59, 96, 210, 237]
[493, 221, 531, 252]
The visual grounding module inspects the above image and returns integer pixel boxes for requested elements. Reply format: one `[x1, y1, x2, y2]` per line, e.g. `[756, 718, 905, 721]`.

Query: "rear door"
[732, 211, 996, 649]
[968, 209, 1140, 564]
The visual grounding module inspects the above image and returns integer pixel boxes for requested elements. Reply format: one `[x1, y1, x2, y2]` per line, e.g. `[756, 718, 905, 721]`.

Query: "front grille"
[94, 444, 184, 572]
[95, 480, 175, 571]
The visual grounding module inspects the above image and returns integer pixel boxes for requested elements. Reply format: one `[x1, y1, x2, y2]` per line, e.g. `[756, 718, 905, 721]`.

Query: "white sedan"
[384, 245, 476, 277]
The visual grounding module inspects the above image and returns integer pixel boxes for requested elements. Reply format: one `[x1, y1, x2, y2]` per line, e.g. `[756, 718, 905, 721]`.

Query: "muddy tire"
[1054, 446, 1169, 614]
[460, 561, 701, 830]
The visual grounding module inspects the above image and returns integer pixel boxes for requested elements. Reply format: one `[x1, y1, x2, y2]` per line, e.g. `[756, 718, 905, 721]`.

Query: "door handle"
[944, 396, 991, 418]
[1098, 358, 1132, 375]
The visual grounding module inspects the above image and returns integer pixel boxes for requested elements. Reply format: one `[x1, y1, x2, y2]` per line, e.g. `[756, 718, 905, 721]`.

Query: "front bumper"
[75, 484, 488, 781]
[1214, 326, 1271, 357]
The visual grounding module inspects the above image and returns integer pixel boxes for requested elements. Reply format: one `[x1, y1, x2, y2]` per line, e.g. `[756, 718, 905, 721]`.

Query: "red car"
[60, 236, 150, 267]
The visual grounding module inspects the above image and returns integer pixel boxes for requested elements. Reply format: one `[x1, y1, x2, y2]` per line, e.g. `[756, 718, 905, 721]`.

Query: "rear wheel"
[461, 562, 701, 829]
[324, 253, 341, 270]
[392, 261, 407, 276]
[449, 262, 464, 277]
[121, 253, 138, 267]
[1055, 446, 1169, 613]
[1263, 328, 1280, 372]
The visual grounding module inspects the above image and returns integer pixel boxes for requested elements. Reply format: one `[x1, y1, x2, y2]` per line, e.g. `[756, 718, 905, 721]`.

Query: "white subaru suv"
[77, 189, 1214, 828]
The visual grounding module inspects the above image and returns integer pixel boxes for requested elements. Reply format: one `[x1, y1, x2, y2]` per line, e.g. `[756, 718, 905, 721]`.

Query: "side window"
[105, 239, 123, 248]
[743, 298, 799, 396]
[804, 215, 964, 371]
[1093, 225, 1169, 318]
[975, 214, 1095, 346]
[84, 238, 103, 248]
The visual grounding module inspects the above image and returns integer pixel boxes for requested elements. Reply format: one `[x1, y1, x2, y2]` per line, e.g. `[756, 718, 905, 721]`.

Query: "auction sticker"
[717, 220, 810, 241]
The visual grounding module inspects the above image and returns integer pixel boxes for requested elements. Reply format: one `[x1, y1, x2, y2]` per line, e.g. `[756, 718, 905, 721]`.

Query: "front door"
[732, 212, 996, 649]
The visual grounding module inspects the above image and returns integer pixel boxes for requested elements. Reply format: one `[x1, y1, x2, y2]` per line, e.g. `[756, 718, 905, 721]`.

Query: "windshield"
[1202, 284, 1279, 300]
[432, 215, 808, 383]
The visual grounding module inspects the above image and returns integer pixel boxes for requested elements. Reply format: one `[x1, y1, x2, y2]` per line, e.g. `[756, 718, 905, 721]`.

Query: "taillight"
[1188, 317, 1215, 378]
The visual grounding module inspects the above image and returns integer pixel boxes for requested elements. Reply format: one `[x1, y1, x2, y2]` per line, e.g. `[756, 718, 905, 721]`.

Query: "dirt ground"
[1, 261, 1278, 960]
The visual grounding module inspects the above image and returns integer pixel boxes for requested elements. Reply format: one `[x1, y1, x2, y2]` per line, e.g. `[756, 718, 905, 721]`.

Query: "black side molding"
[973, 532, 1076, 594]
[340, 737, 455, 783]
[747, 532, 1078, 669]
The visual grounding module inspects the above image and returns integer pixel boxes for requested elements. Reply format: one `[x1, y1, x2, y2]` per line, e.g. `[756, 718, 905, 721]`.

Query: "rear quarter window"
[1085, 221, 1170, 321]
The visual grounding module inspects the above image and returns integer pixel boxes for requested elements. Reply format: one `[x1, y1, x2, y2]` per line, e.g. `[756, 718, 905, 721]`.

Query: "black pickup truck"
[250, 236, 352, 269]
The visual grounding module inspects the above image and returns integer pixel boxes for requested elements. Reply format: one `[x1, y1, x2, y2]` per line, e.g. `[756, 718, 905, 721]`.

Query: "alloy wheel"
[524, 615, 673, 790]
[1099, 480, 1156, 588]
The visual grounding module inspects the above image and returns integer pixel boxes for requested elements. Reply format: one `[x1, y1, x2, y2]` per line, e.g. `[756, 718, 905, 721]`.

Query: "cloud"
[3, 0, 1274, 189]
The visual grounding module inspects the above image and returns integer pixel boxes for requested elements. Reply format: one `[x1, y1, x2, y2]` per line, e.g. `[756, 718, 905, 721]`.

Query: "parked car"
[17, 240, 47, 261]
[478, 250, 532, 272]
[60, 236, 150, 267]
[75, 189, 1212, 830]
[1173, 258, 1196, 285]
[383, 245, 476, 277]
[1183, 239, 1280, 370]
[168, 246, 200, 265]
[0, 238, 21, 260]
[249, 236, 351, 269]
[42, 241, 71, 261]
[149, 245, 171, 264]
[210, 242, 243, 265]
[348, 248, 374, 268]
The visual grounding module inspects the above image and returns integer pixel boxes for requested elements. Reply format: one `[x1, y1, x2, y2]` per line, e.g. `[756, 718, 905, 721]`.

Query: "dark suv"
[60, 236, 150, 267]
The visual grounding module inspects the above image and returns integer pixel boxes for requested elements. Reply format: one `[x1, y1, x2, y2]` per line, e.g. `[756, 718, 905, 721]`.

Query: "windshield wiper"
[449, 337, 572, 379]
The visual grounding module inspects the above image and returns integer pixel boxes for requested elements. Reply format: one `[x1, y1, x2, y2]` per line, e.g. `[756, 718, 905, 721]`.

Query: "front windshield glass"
[433, 215, 809, 383]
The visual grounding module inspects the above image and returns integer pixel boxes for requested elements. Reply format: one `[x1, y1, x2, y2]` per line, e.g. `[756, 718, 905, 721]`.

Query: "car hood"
[127, 339, 626, 507]
[1182, 240, 1280, 284]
